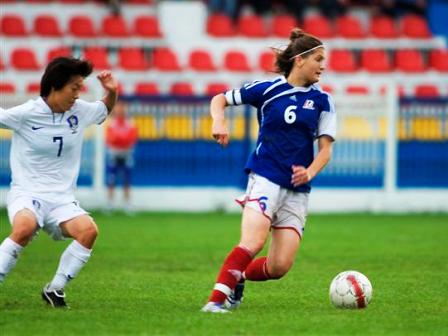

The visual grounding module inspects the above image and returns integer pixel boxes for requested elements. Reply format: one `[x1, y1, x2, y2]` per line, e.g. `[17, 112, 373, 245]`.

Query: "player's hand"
[212, 119, 229, 147]
[291, 165, 313, 186]
[97, 70, 118, 93]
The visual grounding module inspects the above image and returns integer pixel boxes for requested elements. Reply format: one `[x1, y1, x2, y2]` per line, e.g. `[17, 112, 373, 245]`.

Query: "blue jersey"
[224, 76, 336, 193]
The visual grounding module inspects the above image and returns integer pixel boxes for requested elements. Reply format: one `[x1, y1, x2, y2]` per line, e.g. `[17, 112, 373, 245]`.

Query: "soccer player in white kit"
[0, 57, 118, 308]
[202, 29, 336, 313]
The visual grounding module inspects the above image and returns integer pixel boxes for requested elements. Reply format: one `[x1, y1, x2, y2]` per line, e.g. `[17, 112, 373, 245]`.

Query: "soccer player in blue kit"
[202, 28, 336, 313]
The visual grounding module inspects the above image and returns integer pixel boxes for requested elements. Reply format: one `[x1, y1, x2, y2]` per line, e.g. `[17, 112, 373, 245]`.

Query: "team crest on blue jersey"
[302, 99, 315, 110]
[67, 115, 79, 133]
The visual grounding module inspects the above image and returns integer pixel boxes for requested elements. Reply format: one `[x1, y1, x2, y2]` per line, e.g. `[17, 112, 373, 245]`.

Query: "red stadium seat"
[26, 82, 40, 94]
[320, 84, 334, 94]
[346, 85, 369, 95]
[328, 49, 357, 72]
[401, 15, 431, 38]
[170, 82, 194, 96]
[414, 84, 440, 97]
[47, 46, 72, 62]
[1, 15, 27, 36]
[134, 82, 160, 95]
[152, 48, 181, 71]
[102, 15, 129, 37]
[188, 49, 217, 71]
[395, 49, 426, 73]
[205, 82, 229, 96]
[206, 14, 235, 37]
[0, 82, 16, 94]
[69, 15, 96, 37]
[237, 15, 268, 37]
[361, 49, 392, 73]
[0, 56, 5, 71]
[335, 15, 365, 39]
[11, 48, 40, 70]
[304, 15, 334, 38]
[370, 16, 398, 38]
[34, 15, 62, 37]
[271, 15, 297, 37]
[224, 50, 251, 72]
[134, 16, 162, 38]
[258, 50, 275, 72]
[84, 47, 111, 69]
[118, 48, 150, 70]
[429, 49, 448, 72]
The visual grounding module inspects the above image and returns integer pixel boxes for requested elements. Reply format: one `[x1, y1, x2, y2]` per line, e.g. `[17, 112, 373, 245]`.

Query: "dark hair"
[40, 57, 93, 97]
[274, 28, 323, 77]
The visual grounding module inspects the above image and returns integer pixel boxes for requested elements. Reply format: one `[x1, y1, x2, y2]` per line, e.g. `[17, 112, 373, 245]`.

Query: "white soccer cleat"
[201, 302, 230, 313]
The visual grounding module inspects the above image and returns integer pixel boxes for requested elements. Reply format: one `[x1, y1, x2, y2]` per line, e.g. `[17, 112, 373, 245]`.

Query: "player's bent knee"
[11, 213, 37, 244]
[268, 261, 294, 279]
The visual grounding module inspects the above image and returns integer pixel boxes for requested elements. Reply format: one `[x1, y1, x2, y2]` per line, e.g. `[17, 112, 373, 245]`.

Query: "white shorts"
[7, 192, 88, 241]
[236, 173, 309, 238]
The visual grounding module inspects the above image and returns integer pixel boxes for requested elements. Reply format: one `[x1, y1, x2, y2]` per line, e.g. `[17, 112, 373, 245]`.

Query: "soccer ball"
[329, 270, 372, 309]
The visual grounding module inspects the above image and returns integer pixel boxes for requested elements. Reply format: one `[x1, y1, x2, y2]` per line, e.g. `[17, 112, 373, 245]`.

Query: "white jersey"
[0, 97, 108, 203]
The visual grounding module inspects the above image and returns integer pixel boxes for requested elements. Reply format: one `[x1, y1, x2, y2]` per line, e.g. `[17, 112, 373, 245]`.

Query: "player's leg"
[0, 210, 38, 283]
[122, 163, 132, 213]
[202, 207, 270, 312]
[106, 156, 117, 212]
[265, 228, 301, 279]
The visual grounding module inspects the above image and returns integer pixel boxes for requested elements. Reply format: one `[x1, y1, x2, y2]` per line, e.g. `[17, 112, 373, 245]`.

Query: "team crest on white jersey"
[67, 115, 79, 133]
[302, 99, 315, 110]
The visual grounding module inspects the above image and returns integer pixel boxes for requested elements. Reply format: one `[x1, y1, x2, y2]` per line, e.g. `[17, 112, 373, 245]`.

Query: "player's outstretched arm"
[210, 94, 229, 147]
[291, 135, 333, 186]
[97, 70, 118, 113]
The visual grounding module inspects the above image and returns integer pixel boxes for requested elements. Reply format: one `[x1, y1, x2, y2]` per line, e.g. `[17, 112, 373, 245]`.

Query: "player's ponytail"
[274, 28, 323, 77]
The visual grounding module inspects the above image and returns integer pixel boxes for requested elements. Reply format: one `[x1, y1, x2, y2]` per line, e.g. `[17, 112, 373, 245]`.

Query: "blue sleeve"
[224, 80, 273, 108]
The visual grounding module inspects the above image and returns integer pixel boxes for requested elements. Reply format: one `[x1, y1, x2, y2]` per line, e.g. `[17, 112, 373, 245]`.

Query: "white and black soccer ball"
[329, 270, 372, 309]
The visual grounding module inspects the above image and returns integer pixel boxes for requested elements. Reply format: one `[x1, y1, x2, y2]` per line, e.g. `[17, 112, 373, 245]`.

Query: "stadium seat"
[0, 82, 16, 94]
[258, 50, 275, 72]
[304, 15, 334, 38]
[328, 49, 357, 72]
[370, 16, 398, 38]
[134, 82, 160, 95]
[271, 15, 297, 37]
[11, 48, 40, 70]
[47, 46, 72, 62]
[237, 15, 268, 37]
[414, 84, 440, 97]
[152, 48, 182, 71]
[0, 56, 5, 71]
[1, 15, 27, 36]
[361, 49, 392, 73]
[118, 48, 150, 70]
[320, 84, 334, 94]
[429, 49, 448, 72]
[102, 15, 129, 37]
[26, 82, 40, 93]
[33, 15, 62, 37]
[188, 49, 217, 72]
[84, 47, 111, 69]
[206, 14, 235, 37]
[335, 15, 365, 39]
[401, 15, 431, 38]
[170, 82, 194, 96]
[224, 50, 251, 72]
[134, 16, 162, 38]
[205, 82, 229, 96]
[69, 15, 97, 37]
[346, 85, 369, 95]
[395, 49, 426, 72]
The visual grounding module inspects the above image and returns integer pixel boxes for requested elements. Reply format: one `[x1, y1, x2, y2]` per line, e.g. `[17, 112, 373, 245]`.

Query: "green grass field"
[0, 211, 447, 335]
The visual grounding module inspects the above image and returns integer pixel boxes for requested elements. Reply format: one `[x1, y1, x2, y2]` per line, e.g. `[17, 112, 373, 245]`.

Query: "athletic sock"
[209, 246, 253, 304]
[244, 257, 272, 281]
[48, 240, 92, 291]
[0, 238, 23, 283]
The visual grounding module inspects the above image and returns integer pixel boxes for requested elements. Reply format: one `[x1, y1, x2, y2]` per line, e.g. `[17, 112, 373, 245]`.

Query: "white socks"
[0, 238, 23, 283]
[48, 240, 92, 291]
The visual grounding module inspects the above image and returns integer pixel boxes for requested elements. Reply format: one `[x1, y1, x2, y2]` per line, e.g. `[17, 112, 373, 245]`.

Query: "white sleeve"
[0, 105, 25, 131]
[75, 99, 108, 126]
[317, 95, 336, 140]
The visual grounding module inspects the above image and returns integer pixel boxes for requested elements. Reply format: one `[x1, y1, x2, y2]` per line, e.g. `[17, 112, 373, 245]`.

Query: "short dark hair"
[40, 57, 93, 97]
[275, 28, 323, 78]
